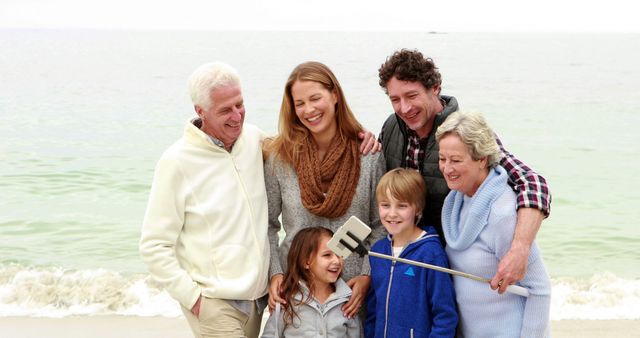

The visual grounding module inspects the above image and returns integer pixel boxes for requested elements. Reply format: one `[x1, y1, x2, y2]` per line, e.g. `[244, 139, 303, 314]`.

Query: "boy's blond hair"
[375, 168, 426, 212]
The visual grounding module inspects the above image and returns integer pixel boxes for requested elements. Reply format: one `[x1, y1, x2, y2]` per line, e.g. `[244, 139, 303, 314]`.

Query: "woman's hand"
[358, 131, 382, 155]
[342, 275, 371, 319]
[268, 274, 286, 312]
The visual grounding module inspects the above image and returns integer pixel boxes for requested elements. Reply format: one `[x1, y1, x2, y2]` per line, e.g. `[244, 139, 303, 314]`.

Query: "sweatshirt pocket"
[211, 245, 252, 279]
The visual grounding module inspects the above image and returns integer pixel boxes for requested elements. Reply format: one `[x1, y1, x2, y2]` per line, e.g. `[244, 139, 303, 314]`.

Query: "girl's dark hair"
[378, 49, 442, 93]
[280, 226, 335, 327]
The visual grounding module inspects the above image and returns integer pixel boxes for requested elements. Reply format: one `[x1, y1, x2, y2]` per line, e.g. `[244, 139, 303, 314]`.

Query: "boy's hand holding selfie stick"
[328, 216, 530, 298]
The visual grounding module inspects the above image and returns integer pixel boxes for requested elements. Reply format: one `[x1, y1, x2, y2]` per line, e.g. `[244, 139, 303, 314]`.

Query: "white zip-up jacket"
[140, 119, 269, 309]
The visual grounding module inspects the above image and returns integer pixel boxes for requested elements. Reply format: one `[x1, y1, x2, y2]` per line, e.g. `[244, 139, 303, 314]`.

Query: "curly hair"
[378, 49, 442, 93]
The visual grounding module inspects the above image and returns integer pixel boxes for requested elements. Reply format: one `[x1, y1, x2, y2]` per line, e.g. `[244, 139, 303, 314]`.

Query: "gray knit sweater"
[265, 151, 386, 282]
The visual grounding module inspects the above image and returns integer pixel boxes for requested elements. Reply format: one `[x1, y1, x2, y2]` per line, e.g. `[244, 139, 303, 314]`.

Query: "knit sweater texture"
[441, 166, 551, 338]
[140, 119, 270, 309]
[265, 151, 386, 282]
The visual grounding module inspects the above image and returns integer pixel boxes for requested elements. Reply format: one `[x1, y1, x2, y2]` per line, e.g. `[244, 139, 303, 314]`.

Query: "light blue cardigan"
[442, 166, 551, 338]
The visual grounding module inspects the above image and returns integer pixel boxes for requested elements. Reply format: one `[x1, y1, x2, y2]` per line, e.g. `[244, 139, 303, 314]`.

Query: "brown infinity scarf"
[294, 134, 360, 219]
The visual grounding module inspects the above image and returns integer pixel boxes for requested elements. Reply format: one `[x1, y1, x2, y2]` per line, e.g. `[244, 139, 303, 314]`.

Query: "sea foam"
[1, 264, 638, 319]
[550, 272, 640, 320]
[0, 264, 181, 317]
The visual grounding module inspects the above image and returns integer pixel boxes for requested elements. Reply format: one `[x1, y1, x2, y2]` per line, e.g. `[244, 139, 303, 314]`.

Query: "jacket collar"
[442, 166, 508, 250]
[294, 278, 352, 304]
[184, 118, 242, 153]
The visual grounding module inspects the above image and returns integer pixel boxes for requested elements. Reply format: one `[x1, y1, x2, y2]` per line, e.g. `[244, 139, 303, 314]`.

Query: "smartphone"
[327, 216, 372, 259]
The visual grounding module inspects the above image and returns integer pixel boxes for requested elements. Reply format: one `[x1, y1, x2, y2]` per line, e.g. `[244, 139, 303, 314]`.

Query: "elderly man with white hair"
[140, 62, 269, 338]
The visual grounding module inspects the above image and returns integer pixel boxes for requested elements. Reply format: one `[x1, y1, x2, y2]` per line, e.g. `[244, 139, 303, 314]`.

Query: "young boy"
[365, 168, 458, 338]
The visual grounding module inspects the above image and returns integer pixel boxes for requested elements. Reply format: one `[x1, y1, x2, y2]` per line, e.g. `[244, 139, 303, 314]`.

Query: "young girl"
[261, 227, 361, 338]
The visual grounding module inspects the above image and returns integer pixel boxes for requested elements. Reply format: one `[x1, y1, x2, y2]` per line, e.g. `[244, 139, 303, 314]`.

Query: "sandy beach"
[0, 316, 638, 338]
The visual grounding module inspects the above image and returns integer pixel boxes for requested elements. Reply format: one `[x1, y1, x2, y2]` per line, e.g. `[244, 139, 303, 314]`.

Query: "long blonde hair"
[265, 61, 364, 166]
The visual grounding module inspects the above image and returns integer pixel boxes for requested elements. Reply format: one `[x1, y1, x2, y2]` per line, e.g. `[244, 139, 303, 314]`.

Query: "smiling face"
[307, 234, 344, 288]
[378, 190, 422, 247]
[438, 133, 488, 197]
[196, 85, 245, 150]
[386, 77, 443, 138]
[291, 80, 338, 141]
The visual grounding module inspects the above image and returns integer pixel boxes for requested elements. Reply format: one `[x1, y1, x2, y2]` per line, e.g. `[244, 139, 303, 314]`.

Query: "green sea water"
[1, 29, 639, 318]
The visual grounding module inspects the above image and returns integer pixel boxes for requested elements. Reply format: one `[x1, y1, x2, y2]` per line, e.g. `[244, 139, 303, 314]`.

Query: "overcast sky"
[1, 0, 638, 32]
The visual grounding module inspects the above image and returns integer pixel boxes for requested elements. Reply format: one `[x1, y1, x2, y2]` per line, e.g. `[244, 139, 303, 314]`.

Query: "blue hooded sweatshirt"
[365, 226, 458, 338]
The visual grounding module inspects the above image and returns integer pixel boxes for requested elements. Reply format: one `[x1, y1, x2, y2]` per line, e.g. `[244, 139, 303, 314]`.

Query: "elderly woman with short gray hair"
[436, 111, 551, 338]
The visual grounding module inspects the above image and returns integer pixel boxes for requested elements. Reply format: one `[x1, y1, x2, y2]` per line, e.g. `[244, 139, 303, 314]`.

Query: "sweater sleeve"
[426, 250, 458, 338]
[361, 152, 387, 276]
[518, 244, 552, 338]
[491, 197, 551, 337]
[265, 155, 285, 278]
[139, 156, 200, 309]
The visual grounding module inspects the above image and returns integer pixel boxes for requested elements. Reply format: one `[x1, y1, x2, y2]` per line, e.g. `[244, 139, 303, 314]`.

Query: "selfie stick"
[330, 217, 529, 298]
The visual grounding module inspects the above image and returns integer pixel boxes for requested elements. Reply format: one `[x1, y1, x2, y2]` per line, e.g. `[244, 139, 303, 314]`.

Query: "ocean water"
[1, 29, 639, 319]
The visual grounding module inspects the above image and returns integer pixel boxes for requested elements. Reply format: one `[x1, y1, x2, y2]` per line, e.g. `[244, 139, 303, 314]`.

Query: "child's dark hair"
[280, 226, 335, 326]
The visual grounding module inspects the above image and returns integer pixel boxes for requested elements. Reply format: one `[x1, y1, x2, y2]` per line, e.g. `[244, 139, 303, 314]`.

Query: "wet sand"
[0, 316, 638, 338]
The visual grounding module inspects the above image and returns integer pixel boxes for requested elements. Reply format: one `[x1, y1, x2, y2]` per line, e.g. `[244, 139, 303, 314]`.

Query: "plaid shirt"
[405, 129, 428, 169]
[496, 137, 551, 216]
[384, 128, 552, 216]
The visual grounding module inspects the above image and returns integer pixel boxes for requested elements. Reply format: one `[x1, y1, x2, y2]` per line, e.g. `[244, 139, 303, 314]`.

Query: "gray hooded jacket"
[261, 278, 362, 338]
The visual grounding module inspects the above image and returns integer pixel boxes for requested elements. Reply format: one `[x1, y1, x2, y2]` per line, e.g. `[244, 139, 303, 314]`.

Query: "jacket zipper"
[228, 149, 261, 298]
[383, 260, 396, 338]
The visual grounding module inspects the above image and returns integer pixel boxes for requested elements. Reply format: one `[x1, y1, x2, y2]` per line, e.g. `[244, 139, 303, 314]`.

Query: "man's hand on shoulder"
[358, 131, 382, 154]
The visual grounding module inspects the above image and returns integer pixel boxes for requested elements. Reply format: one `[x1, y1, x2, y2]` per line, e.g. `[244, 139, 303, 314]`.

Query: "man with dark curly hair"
[377, 49, 552, 293]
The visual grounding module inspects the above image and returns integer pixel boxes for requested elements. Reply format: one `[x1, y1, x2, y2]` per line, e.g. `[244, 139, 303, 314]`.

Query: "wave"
[1, 264, 638, 319]
[0, 264, 181, 317]
[550, 272, 640, 320]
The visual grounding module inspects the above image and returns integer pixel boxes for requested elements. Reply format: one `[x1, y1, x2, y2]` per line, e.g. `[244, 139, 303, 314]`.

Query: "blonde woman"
[264, 61, 385, 319]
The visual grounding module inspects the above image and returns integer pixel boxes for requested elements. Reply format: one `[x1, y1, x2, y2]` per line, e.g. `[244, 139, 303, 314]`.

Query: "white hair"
[435, 111, 502, 167]
[188, 62, 240, 110]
